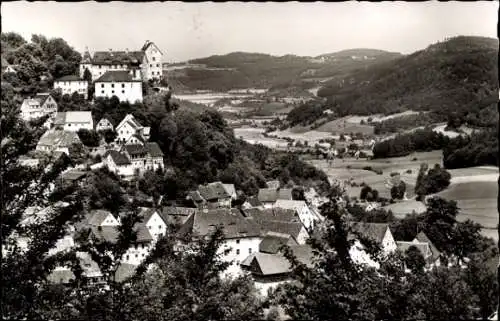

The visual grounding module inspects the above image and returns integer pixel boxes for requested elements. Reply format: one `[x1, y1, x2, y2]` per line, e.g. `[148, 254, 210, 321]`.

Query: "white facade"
[295, 226, 310, 245]
[116, 120, 138, 143]
[54, 79, 88, 99]
[274, 200, 317, 231]
[100, 213, 120, 227]
[142, 42, 163, 80]
[82, 64, 139, 83]
[94, 80, 143, 103]
[144, 211, 167, 240]
[221, 237, 262, 276]
[103, 153, 135, 177]
[20, 95, 57, 122]
[96, 118, 114, 132]
[349, 228, 397, 269]
[122, 242, 152, 265]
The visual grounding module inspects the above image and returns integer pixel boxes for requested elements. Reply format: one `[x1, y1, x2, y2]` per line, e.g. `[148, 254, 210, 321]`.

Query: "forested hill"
[317, 36, 499, 117]
[165, 49, 402, 92]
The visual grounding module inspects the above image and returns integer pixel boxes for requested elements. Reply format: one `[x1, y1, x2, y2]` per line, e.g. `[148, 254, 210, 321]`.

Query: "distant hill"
[165, 49, 402, 92]
[317, 36, 498, 117]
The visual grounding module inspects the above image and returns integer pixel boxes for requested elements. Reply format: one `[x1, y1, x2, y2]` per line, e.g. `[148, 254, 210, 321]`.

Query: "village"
[1, 40, 453, 299]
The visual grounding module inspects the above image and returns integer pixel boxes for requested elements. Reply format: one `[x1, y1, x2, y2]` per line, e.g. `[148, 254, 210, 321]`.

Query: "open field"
[268, 128, 336, 143]
[346, 110, 423, 124]
[315, 118, 375, 135]
[383, 200, 428, 218]
[233, 127, 289, 148]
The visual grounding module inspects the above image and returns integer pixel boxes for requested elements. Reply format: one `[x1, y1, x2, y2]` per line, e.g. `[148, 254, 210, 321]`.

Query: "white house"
[103, 150, 135, 178]
[53, 75, 88, 99]
[53, 111, 94, 132]
[94, 70, 143, 103]
[86, 209, 120, 227]
[187, 208, 263, 277]
[95, 118, 114, 132]
[36, 129, 83, 155]
[80, 40, 163, 82]
[20, 93, 58, 122]
[121, 143, 164, 172]
[115, 114, 150, 144]
[349, 222, 397, 269]
[3, 65, 17, 74]
[274, 200, 319, 231]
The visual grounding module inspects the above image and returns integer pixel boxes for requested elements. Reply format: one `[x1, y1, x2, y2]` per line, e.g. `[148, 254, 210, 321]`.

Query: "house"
[257, 188, 293, 208]
[186, 208, 263, 276]
[53, 75, 88, 99]
[259, 231, 298, 254]
[188, 182, 232, 209]
[94, 70, 143, 103]
[53, 111, 94, 132]
[79, 40, 163, 82]
[115, 114, 150, 144]
[396, 231, 441, 268]
[120, 143, 164, 172]
[349, 222, 397, 268]
[243, 207, 309, 244]
[160, 206, 197, 234]
[47, 251, 105, 286]
[36, 129, 82, 155]
[3, 64, 17, 74]
[241, 244, 314, 296]
[274, 199, 319, 231]
[86, 209, 120, 227]
[222, 184, 237, 200]
[136, 207, 167, 240]
[103, 150, 134, 178]
[20, 93, 58, 122]
[95, 118, 114, 132]
[59, 169, 88, 187]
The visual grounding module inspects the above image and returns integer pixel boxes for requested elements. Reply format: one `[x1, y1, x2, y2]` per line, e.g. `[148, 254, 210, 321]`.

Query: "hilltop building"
[79, 40, 163, 82]
[53, 75, 88, 99]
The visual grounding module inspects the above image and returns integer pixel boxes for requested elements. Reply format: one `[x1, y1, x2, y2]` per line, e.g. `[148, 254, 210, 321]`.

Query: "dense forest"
[167, 49, 402, 92]
[284, 36, 498, 128]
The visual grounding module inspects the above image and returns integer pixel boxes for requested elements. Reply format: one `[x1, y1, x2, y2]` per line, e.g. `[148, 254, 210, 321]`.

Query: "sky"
[1, 1, 498, 62]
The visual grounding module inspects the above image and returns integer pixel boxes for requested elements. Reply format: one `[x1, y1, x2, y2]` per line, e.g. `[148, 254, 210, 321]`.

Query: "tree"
[291, 186, 306, 201]
[77, 128, 100, 147]
[391, 181, 406, 200]
[100, 129, 118, 144]
[404, 246, 426, 273]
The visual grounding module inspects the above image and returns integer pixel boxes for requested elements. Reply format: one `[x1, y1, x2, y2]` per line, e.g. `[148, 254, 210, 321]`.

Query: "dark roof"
[187, 191, 204, 203]
[193, 208, 261, 239]
[127, 120, 140, 130]
[90, 226, 120, 243]
[414, 232, 441, 261]
[123, 144, 146, 156]
[259, 232, 297, 254]
[139, 207, 158, 223]
[61, 169, 87, 182]
[55, 75, 83, 82]
[241, 244, 314, 276]
[95, 70, 140, 83]
[134, 223, 154, 242]
[259, 221, 304, 241]
[105, 150, 131, 165]
[160, 207, 197, 226]
[91, 50, 144, 65]
[198, 182, 231, 201]
[141, 41, 163, 55]
[37, 129, 82, 148]
[243, 207, 300, 223]
[396, 241, 431, 259]
[258, 188, 293, 203]
[350, 222, 389, 244]
[145, 142, 163, 157]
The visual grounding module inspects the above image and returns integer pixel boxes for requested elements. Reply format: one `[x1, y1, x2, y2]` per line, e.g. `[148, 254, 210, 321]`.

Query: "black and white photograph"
[1, 1, 499, 320]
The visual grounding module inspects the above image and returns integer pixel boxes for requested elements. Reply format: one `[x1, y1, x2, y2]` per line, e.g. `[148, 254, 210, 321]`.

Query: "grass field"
[315, 118, 375, 135]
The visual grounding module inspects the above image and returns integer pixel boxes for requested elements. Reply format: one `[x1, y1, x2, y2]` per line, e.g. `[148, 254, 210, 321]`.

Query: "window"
[236, 240, 240, 244]
[135, 254, 138, 258]
[111, 90, 114, 94]
[134, 244, 138, 249]
[122, 90, 125, 94]
[158, 225, 161, 229]
[141, 244, 144, 249]
[150, 64, 152, 67]
[122, 83, 125, 88]
[142, 253, 145, 257]
[236, 249, 240, 255]
[101, 90, 104, 94]
[126, 255, 129, 260]
[152, 57, 156, 61]
[68, 124, 71, 126]
[157, 64, 160, 67]
[101, 84, 104, 88]
[111, 83, 115, 88]
[249, 248, 252, 254]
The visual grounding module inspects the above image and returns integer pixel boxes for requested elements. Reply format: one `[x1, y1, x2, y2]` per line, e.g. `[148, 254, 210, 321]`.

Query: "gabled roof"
[61, 169, 87, 182]
[91, 50, 144, 65]
[55, 75, 83, 82]
[87, 209, 115, 226]
[123, 144, 147, 156]
[243, 207, 300, 223]
[105, 150, 131, 165]
[145, 142, 163, 157]
[141, 40, 163, 55]
[90, 226, 120, 243]
[350, 222, 390, 244]
[241, 244, 314, 276]
[37, 129, 82, 148]
[222, 184, 236, 197]
[258, 188, 279, 203]
[47, 269, 75, 284]
[116, 114, 143, 131]
[192, 208, 261, 239]
[53, 111, 93, 125]
[414, 232, 441, 260]
[259, 221, 305, 241]
[162, 206, 198, 217]
[259, 232, 297, 254]
[274, 199, 307, 211]
[198, 182, 231, 201]
[138, 207, 159, 224]
[95, 70, 140, 83]
[97, 118, 114, 127]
